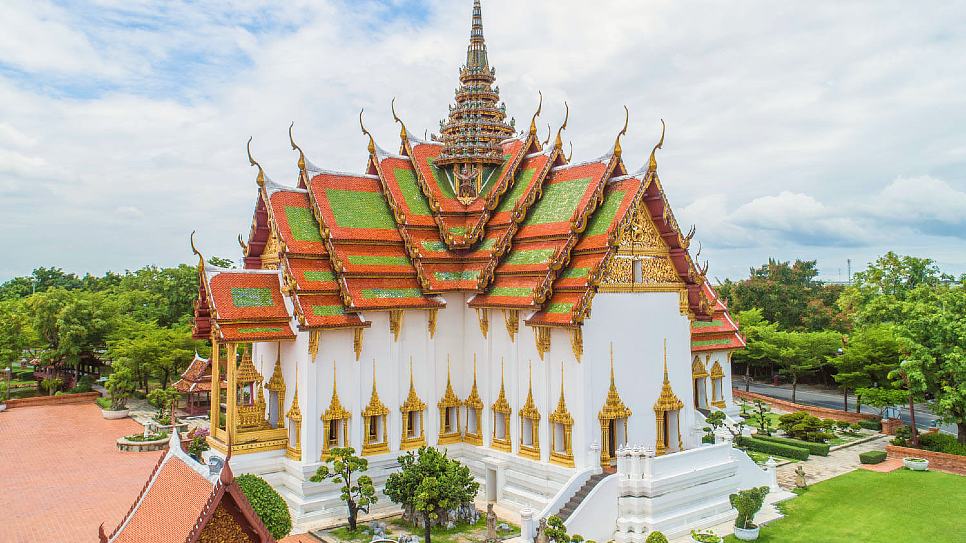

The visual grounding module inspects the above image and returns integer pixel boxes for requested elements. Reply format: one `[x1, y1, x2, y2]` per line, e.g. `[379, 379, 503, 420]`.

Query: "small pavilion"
[174, 353, 227, 416]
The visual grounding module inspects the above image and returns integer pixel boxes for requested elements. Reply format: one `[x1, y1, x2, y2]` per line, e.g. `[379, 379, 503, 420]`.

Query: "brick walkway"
[776, 436, 891, 488]
[0, 403, 160, 543]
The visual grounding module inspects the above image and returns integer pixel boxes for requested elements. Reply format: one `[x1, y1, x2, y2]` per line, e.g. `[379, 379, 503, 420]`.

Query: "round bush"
[859, 450, 887, 464]
[236, 473, 292, 539]
[645, 531, 668, 543]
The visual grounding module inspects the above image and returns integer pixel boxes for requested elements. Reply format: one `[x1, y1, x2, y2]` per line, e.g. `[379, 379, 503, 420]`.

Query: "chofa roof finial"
[391, 97, 409, 141]
[289, 122, 306, 175]
[247, 137, 266, 188]
[190, 230, 205, 271]
[613, 105, 629, 158]
[359, 109, 376, 155]
[648, 119, 666, 173]
[528, 91, 543, 138]
[554, 101, 569, 150]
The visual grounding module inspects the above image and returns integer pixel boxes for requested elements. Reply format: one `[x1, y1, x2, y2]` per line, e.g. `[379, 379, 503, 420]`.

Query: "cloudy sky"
[1, 0, 964, 282]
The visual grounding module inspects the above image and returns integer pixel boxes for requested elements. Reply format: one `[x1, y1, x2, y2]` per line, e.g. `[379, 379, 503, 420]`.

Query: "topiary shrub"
[777, 411, 833, 443]
[858, 419, 882, 431]
[645, 531, 668, 543]
[730, 486, 769, 529]
[859, 451, 887, 464]
[236, 473, 292, 540]
[755, 435, 830, 456]
[736, 436, 810, 461]
[919, 432, 966, 457]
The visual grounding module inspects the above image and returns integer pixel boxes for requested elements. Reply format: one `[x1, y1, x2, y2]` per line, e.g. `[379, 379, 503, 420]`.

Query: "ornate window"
[598, 346, 632, 466]
[235, 345, 269, 432]
[400, 361, 426, 450]
[285, 367, 302, 460]
[710, 360, 726, 408]
[491, 361, 512, 452]
[464, 358, 484, 446]
[321, 363, 350, 459]
[691, 356, 709, 410]
[266, 349, 286, 429]
[654, 343, 684, 456]
[549, 366, 574, 467]
[438, 360, 462, 445]
[362, 363, 389, 456]
[518, 364, 540, 460]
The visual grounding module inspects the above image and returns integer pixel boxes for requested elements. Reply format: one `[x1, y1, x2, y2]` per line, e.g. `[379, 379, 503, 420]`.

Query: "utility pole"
[847, 259, 852, 285]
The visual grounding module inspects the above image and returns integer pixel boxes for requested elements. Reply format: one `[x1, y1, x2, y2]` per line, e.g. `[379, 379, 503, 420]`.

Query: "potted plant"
[903, 457, 929, 471]
[101, 364, 135, 419]
[730, 486, 769, 540]
[186, 427, 211, 462]
[689, 529, 721, 543]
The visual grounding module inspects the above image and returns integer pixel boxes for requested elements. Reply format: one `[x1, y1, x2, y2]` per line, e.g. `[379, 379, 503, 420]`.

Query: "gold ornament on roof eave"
[464, 356, 484, 409]
[438, 358, 461, 409]
[549, 365, 573, 426]
[286, 368, 302, 423]
[599, 344, 632, 421]
[691, 356, 709, 379]
[323, 363, 350, 422]
[654, 342, 684, 412]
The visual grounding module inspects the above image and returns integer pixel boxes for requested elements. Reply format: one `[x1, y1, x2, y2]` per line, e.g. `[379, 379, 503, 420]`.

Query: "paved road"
[736, 381, 957, 435]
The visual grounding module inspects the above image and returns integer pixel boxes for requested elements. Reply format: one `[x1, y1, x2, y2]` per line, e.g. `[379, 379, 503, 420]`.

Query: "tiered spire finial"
[435, 0, 515, 197]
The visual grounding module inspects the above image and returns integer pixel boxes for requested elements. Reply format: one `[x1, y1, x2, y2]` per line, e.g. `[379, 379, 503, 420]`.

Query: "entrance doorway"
[600, 417, 628, 466]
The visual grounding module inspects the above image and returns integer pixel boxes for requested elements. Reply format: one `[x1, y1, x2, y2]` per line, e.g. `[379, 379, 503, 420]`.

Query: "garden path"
[776, 436, 890, 488]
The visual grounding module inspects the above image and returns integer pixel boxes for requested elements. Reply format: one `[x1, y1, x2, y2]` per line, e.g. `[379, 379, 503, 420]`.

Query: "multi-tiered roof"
[193, 0, 727, 346]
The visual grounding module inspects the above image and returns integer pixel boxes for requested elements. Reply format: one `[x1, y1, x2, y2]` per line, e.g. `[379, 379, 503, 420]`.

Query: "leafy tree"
[833, 324, 902, 411]
[731, 309, 779, 391]
[384, 446, 480, 543]
[208, 256, 237, 269]
[730, 486, 769, 530]
[778, 411, 833, 443]
[106, 322, 200, 392]
[759, 330, 840, 403]
[544, 515, 570, 543]
[104, 360, 136, 410]
[54, 291, 120, 368]
[0, 300, 36, 367]
[236, 473, 292, 539]
[310, 447, 376, 531]
[854, 387, 908, 419]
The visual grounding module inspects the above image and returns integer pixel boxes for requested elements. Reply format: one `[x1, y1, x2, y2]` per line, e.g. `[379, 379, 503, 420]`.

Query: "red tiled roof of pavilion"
[173, 354, 226, 394]
[691, 283, 745, 352]
[103, 432, 274, 543]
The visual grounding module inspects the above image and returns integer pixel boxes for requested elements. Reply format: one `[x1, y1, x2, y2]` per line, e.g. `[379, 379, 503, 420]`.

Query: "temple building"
[192, 0, 747, 531]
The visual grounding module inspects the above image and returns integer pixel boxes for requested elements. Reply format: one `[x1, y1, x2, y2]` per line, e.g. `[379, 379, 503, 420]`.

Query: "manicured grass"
[724, 469, 966, 543]
[744, 450, 800, 465]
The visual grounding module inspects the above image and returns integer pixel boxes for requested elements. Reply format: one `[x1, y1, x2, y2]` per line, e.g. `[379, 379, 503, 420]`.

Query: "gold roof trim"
[323, 362, 350, 421]
[654, 339, 685, 412]
[599, 344, 632, 421]
[464, 355, 484, 409]
[549, 365, 573, 426]
[691, 356, 709, 379]
[519, 362, 540, 421]
[492, 359, 511, 414]
[401, 358, 426, 413]
[363, 361, 390, 417]
[236, 345, 262, 384]
[438, 356, 461, 409]
[710, 360, 725, 379]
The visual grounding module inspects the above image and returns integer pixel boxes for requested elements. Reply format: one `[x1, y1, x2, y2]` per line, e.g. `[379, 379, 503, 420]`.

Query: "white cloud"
[0, 0, 965, 280]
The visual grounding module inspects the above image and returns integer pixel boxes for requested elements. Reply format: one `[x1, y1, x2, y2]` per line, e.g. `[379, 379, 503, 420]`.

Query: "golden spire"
[286, 365, 302, 422]
[654, 338, 684, 412]
[359, 109, 376, 156]
[323, 361, 349, 421]
[364, 359, 389, 416]
[439, 355, 460, 408]
[289, 122, 306, 176]
[402, 357, 426, 412]
[465, 354, 483, 408]
[554, 102, 569, 150]
[266, 346, 285, 392]
[599, 343, 632, 420]
[529, 91, 543, 138]
[247, 137, 266, 188]
[647, 119, 666, 173]
[493, 358, 510, 413]
[520, 361, 540, 420]
[550, 363, 572, 425]
[613, 105, 629, 158]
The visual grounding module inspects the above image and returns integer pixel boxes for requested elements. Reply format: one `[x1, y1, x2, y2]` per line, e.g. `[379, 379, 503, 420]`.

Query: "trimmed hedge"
[756, 434, 831, 456]
[859, 451, 887, 464]
[645, 532, 669, 543]
[236, 473, 292, 539]
[737, 436, 810, 461]
[858, 419, 882, 431]
[919, 432, 966, 457]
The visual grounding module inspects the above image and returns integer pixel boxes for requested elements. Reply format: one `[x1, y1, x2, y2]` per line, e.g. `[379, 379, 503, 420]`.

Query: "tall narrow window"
[464, 357, 484, 446]
[438, 359, 462, 445]
[491, 360, 512, 452]
[322, 363, 350, 460]
[518, 363, 540, 460]
[549, 365, 574, 467]
[710, 360, 726, 408]
[362, 363, 389, 456]
[400, 360, 427, 450]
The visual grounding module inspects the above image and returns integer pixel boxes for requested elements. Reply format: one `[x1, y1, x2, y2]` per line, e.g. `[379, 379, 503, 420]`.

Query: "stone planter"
[101, 408, 130, 420]
[903, 457, 929, 471]
[690, 534, 722, 543]
[733, 525, 761, 541]
[0, 403, 7, 413]
[116, 435, 169, 452]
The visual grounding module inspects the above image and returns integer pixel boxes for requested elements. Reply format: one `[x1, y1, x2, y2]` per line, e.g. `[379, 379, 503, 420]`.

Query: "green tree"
[384, 446, 480, 543]
[0, 300, 36, 367]
[731, 309, 779, 391]
[759, 330, 840, 403]
[310, 447, 376, 531]
[833, 325, 902, 411]
[105, 360, 136, 410]
[854, 387, 908, 418]
[544, 515, 570, 543]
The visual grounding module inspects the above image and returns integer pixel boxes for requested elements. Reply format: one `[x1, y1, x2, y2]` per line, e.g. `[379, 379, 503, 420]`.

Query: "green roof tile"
[362, 288, 424, 299]
[284, 206, 324, 242]
[231, 287, 273, 308]
[584, 190, 626, 236]
[692, 338, 733, 347]
[304, 271, 336, 282]
[326, 188, 396, 230]
[348, 255, 411, 267]
[693, 319, 725, 328]
[495, 167, 535, 213]
[504, 248, 554, 266]
[489, 286, 532, 297]
[546, 302, 574, 314]
[559, 267, 590, 279]
[312, 305, 346, 316]
[394, 167, 433, 216]
[237, 326, 284, 334]
[525, 177, 590, 225]
[434, 270, 481, 282]
[421, 240, 448, 253]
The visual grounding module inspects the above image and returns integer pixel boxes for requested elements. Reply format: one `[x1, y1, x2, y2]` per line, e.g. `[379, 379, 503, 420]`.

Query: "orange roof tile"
[207, 271, 290, 321]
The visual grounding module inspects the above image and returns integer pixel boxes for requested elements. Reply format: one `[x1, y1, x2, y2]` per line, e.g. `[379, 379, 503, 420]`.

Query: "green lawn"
[725, 469, 966, 543]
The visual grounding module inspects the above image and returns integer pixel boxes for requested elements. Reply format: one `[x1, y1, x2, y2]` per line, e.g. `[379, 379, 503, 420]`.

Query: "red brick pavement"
[0, 403, 160, 543]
